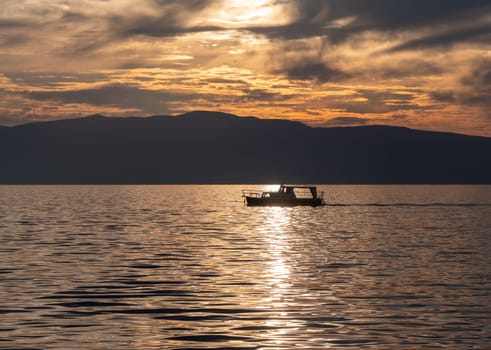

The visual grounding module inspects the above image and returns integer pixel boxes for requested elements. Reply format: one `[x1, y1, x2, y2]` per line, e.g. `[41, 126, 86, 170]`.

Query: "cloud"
[430, 60, 491, 111]
[430, 91, 456, 103]
[313, 0, 490, 30]
[242, 1, 491, 87]
[0, 18, 29, 29]
[318, 89, 420, 115]
[5, 72, 109, 88]
[238, 88, 282, 102]
[23, 80, 291, 117]
[387, 24, 491, 52]
[460, 62, 491, 110]
[246, 0, 491, 41]
[204, 78, 248, 85]
[1, 0, 491, 135]
[319, 113, 412, 129]
[279, 61, 349, 83]
[27, 84, 192, 115]
[375, 59, 443, 79]
[461, 60, 491, 89]
[0, 111, 29, 126]
[109, 0, 220, 38]
[323, 116, 370, 127]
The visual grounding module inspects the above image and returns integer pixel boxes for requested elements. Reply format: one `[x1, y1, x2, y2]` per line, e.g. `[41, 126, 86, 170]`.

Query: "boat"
[242, 184, 325, 207]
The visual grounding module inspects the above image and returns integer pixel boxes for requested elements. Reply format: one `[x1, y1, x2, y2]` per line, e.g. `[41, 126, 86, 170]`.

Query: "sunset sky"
[1, 0, 490, 136]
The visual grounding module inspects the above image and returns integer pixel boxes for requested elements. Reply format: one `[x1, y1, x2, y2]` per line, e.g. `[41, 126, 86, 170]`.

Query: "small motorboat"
[242, 184, 325, 207]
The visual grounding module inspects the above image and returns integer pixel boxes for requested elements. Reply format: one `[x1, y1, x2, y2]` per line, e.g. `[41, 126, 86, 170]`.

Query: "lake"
[1, 185, 490, 349]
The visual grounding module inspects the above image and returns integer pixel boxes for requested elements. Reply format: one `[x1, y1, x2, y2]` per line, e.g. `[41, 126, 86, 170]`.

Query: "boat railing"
[242, 189, 263, 198]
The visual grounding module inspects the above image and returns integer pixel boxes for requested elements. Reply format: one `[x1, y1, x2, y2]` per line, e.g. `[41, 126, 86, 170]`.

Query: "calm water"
[1, 185, 490, 349]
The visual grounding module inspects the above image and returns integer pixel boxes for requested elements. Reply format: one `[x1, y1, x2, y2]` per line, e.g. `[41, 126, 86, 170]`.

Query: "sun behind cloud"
[208, 0, 292, 26]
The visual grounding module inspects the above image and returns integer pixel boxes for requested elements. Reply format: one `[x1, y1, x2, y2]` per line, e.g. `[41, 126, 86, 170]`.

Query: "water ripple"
[0, 185, 490, 349]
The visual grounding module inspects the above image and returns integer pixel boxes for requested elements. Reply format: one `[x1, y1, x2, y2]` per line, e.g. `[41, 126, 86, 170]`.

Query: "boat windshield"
[278, 186, 318, 199]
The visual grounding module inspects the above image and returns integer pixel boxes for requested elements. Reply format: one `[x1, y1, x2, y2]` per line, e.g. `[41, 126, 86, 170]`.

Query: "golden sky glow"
[0, 0, 490, 135]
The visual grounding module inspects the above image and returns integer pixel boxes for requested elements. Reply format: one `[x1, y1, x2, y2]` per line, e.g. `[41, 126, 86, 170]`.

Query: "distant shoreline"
[2, 112, 490, 184]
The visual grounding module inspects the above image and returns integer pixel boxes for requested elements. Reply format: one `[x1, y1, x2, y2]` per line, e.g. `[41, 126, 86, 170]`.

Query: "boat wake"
[326, 203, 491, 207]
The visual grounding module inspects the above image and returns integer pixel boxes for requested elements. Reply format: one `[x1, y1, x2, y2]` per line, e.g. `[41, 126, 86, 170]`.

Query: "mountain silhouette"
[1, 111, 490, 184]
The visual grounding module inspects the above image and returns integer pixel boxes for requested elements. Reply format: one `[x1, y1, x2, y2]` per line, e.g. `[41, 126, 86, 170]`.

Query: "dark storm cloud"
[28, 84, 195, 114]
[0, 112, 27, 126]
[119, 22, 223, 38]
[460, 61, 491, 109]
[321, 89, 420, 115]
[321, 113, 411, 128]
[235, 88, 295, 103]
[109, 0, 221, 38]
[462, 61, 491, 89]
[5, 72, 109, 87]
[279, 61, 349, 83]
[59, 11, 91, 23]
[0, 19, 34, 47]
[248, 0, 491, 47]
[389, 114, 410, 122]
[323, 116, 370, 126]
[430, 91, 456, 103]
[430, 60, 491, 114]
[356, 90, 419, 113]
[320, 1, 488, 30]
[388, 24, 491, 52]
[152, 0, 213, 10]
[0, 33, 31, 47]
[377, 60, 443, 79]
[65, 0, 489, 49]
[247, 1, 491, 84]
[0, 19, 29, 29]
[0, 1, 221, 59]
[239, 88, 278, 101]
[204, 78, 248, 85]
[299, 0, 490, 29]
[431, 87, 491, 110]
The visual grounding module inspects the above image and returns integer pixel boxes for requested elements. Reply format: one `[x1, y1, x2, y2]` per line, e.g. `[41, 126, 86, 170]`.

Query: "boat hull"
[245, 196, 324, 207]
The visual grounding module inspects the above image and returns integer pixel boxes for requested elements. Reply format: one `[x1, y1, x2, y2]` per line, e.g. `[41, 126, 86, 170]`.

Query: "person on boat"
[310, 187, 318, 199]
[283, 186, 296, 198]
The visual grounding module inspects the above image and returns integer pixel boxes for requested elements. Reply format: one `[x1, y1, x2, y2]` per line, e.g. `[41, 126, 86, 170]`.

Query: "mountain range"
[1, 111, 490, 184]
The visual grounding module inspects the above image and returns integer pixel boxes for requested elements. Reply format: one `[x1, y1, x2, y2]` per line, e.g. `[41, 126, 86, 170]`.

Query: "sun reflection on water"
[257, 207, 307, 344]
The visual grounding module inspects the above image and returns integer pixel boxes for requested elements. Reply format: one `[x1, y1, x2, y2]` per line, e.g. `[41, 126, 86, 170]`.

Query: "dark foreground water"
[0, 185, 490, 349]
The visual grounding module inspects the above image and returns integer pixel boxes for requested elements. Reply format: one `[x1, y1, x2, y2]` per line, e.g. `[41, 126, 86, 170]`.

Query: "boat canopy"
[279, 185, 318, 198]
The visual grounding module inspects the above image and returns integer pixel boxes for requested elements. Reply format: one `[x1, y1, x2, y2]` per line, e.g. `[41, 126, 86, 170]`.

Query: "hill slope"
[1, 111, 490, 184]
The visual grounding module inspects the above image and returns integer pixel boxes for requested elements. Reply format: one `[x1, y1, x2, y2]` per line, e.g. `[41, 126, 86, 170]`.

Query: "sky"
[1, 0, 490, 136]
